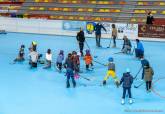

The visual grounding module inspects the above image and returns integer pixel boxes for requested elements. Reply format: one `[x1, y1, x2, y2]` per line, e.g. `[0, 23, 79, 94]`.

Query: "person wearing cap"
[121, 35, 132, 54]
[103, 57, 120, 87]
[135, 39, 144, 59]
[83, 49, 93, 70]
[94, 22, 107, 47]
[120, 68, 133, 105]
[64, 53, 76, 88]
[144, 62, 154, 92]
[76, 28, 85, 57]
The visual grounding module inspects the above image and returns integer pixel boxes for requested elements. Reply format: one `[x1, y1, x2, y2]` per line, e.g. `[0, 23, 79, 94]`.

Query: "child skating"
[83, 49, 93, 71]
[102, 57, 120, 87]
[120, 68, 133, 105]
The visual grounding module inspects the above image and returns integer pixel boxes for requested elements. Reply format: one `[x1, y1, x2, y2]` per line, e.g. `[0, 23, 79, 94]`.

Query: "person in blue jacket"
[94, 22, 107, 47]
[120, 68, 133, 105]
[135, 39, 144, 59]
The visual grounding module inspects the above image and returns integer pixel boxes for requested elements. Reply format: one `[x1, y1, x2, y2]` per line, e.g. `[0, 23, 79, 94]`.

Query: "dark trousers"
[31, 62, 37, 68]
[79, 42, 84, 56]
[112, 36, 116, 46]
[135, 49, 144, 58]
[66, 69, 76, 87]
[96, 34, 101, 47]
[122, 87, 132, 99]
[146, 81, 152, 91]
[73, 64, 80, 73]
[86, 63, 93, 69]
[56, 62, 62, 70]
[142, 69, 144, 79]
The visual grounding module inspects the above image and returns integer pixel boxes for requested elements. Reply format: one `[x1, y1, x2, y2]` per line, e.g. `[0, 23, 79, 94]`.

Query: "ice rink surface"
[0, 33, 165, 114]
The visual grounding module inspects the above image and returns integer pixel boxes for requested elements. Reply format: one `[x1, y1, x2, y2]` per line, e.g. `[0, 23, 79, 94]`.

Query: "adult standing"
[146, 11, 154, 25]
[76, 28, 85, 57]
[141, 56, 149, 80]
[111, 24, 117, 48]
[94, 22, 107, 47]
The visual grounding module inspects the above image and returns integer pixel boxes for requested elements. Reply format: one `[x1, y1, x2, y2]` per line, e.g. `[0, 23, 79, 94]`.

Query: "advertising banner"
[138, 24, 165, 38]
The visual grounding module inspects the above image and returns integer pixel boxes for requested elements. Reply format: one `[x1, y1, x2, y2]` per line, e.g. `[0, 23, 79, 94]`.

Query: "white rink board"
[0, 17, 164, 41]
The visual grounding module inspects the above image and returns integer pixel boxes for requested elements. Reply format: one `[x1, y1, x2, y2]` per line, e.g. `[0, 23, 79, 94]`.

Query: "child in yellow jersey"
[103, 57, 120, 87]
[84, 49, 93, 70]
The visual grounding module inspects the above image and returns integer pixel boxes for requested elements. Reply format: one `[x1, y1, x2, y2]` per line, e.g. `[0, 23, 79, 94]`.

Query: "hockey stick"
[85, 40, 98, 58]
[134, 82, 144, 88]
[85, 40, 91, 50]
[133, 67, 142, 80]
[93, 60, 106, 66]
[131, 46, 135, 55]
[107, 37, 112, 48]
[113, 51, 123, 54]
[79, 75, 91, 81]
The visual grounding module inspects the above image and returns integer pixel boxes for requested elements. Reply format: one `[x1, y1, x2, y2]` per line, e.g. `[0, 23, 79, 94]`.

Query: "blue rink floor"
[0, 33, 165, 114]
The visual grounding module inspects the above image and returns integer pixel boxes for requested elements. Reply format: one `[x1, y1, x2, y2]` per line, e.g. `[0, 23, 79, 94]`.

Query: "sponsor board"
[138, 24, 165, 38]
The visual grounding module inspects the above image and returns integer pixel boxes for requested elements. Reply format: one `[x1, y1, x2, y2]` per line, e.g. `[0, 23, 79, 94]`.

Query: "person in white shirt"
[43, 49, 52, 69]
[29, 48, 38, 68]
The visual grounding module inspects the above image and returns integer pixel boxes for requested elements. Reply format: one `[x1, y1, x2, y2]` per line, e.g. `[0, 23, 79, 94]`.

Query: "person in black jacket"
[76, 28, 85, 56]
[94, 22, 107, 47]
[146, 11, 154, 25]
[120, 68, 133, 105]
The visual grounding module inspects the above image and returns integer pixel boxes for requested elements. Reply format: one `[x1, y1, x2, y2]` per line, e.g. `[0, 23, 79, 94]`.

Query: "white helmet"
[126, 68, 130, 73]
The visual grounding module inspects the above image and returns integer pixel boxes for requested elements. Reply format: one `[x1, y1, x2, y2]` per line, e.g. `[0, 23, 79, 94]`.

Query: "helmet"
[68, 53, 72, 58]
[126, 68, 130, 73]
[60, 50, 64, 54]
[86, 49, 90, 54]
[108, 57, 113, 62]
[144, 62, 150, 68]
[72, 51, 77, 55]
[21, 44, 25, 48]
[32, 41, 37, 45]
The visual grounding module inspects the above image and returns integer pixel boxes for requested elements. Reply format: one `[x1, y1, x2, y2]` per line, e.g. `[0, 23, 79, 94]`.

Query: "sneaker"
[112, 45, 116, 48]
[66, 82, 70, 88]
[121, 99, 125, 105]
[129, 98, 133, 104]
[103, 80, 106, 86]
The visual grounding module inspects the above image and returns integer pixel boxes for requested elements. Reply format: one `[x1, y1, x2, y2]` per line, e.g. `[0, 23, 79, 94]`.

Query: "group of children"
[13, 36, 154, 105]
[13, 41, 94, 88]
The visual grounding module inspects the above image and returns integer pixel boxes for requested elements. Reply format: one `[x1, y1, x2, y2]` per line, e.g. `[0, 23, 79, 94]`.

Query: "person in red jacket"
[71, 51, 80, 73]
